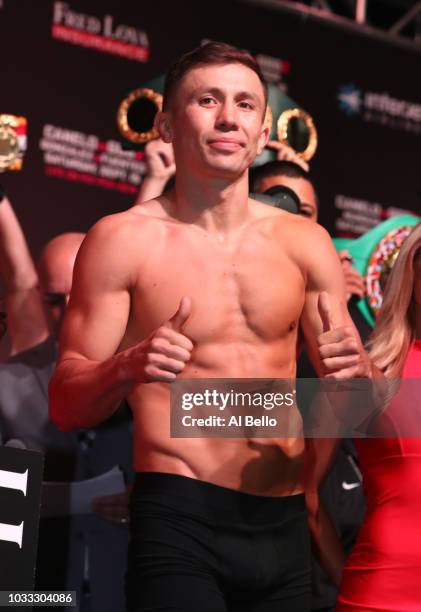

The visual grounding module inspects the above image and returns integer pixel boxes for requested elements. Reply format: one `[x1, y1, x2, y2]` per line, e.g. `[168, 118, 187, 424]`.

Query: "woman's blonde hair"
[369, 221, 421, 378]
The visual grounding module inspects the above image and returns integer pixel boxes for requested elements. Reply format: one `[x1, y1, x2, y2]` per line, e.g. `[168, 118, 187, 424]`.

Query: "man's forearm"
[49, 351, 137, 431]
[306, 490, 345, 587]
[0, 196, 38, 290]
[303, 437, 345, 586]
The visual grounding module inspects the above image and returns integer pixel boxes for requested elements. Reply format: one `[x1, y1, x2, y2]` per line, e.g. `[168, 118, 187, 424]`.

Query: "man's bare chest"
[127, 233, 305, 345]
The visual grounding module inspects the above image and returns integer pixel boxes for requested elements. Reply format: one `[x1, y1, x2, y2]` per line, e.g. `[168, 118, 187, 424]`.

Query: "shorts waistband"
[132, 472, 306, 524]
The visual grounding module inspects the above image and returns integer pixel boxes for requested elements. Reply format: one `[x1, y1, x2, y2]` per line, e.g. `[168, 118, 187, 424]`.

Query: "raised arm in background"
[0, 190, 48, 356]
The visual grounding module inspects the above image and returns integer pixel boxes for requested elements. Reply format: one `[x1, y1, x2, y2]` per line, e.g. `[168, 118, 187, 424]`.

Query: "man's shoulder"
[249, 198, 301, 231]
[130, 196, 173, 220]
[255, 205, 330, 242]
[281, 215, 333, 251]
[72, 206, 172, 286]
[85, 206, 167, 255]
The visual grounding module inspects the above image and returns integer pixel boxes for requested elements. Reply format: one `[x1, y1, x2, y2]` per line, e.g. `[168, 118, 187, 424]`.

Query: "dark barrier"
[0, 445, 43, 590]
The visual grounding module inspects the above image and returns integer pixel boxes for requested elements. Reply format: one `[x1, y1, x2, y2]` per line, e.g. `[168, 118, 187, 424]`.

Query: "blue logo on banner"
[338, 84, 362, 115]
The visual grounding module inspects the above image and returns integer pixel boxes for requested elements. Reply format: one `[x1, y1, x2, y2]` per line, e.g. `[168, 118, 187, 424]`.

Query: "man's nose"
[215, 101, 239, 130]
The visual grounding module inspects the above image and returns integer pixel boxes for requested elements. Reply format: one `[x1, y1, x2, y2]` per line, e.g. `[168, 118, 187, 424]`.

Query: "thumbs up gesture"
[134, 297, 194, 383]
[317, 292, 370, 379]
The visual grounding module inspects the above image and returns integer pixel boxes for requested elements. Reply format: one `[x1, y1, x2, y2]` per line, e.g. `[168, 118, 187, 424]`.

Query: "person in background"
[0, 203, 132, 610]
[337, 221, 421, 611]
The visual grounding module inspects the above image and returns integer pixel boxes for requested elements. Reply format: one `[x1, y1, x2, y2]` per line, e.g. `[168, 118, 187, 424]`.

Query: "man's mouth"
[207, 139, 244, 151]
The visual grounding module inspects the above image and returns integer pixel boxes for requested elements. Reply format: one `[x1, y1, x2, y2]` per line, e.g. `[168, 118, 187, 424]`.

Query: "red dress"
[337, 340, 421, 611]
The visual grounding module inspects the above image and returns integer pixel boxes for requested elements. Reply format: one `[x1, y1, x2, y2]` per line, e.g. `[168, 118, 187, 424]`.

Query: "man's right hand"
[133, 296, 193, 383]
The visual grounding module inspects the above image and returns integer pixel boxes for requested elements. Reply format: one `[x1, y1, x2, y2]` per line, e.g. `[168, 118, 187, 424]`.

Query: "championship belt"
[333, 214, 420, 327]
[0, 114, 27, 172]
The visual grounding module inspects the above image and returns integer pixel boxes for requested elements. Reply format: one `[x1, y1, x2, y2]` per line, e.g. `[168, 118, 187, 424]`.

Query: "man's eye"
[239, 101, 253, 110]
[200, 97, 216, 106]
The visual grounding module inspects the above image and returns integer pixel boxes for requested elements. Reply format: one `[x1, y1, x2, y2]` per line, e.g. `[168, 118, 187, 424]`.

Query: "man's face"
[38, 257, 73, 339]
[259, 174, 318, 222]
[161, 63, 268, 179]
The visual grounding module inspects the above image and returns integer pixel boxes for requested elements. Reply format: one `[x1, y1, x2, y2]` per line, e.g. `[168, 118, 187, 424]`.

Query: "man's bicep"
[59, 291, 130, 363]
[58, 222, 131, 362]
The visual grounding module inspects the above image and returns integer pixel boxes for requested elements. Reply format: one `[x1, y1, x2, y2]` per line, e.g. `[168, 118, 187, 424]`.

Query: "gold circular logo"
[117, 88, 163, 145]
[277, 108, 318, 161]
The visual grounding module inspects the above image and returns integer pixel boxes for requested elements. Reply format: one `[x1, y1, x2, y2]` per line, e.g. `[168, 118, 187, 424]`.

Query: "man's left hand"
[317, 292, 371, 379]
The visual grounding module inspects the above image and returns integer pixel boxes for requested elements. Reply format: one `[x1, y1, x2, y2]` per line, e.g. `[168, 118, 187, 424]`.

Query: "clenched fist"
[317, 292, 371, 379]
[130, 296, 193, 383]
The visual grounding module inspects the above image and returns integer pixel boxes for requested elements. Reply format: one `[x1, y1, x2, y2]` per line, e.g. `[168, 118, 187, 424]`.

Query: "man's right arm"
[49, 215, 192, 431]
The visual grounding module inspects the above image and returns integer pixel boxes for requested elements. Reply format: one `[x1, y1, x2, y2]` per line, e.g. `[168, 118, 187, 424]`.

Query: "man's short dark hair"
[163, 41, 268, 111]
[249, 160, 310, 193]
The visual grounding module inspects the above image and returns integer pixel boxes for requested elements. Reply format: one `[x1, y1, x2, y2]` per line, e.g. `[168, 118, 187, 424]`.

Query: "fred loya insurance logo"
[51, 2, 150, 62]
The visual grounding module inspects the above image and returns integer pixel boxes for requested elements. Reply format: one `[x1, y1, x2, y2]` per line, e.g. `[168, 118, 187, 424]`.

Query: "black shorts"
[126, 472, 311, 611]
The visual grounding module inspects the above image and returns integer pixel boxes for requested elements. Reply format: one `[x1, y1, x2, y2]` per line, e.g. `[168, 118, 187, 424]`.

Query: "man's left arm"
[299, 223, 371, 380]
[297, 224, 371, 584]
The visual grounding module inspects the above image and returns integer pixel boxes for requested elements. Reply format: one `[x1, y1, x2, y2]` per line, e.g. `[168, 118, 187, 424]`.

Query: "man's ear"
[154, 111, 173, 143]
[256, 124, 270, 156]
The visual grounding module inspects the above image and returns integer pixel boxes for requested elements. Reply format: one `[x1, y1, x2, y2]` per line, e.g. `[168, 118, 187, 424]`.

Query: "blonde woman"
[337, 222, 421, 611]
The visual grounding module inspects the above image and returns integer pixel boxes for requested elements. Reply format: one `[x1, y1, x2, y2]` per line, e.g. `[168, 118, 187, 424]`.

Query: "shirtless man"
[50, 42, 371, 611]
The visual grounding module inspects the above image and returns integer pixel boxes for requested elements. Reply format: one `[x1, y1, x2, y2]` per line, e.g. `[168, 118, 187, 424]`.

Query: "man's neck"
[171, 170, 251, 236]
